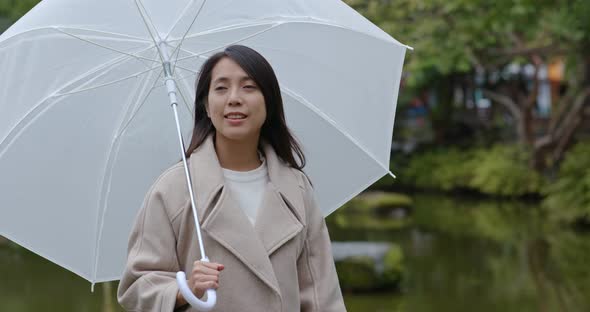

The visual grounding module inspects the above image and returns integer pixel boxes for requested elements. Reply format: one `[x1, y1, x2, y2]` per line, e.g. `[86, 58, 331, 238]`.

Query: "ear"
[204, 97, 210, 117]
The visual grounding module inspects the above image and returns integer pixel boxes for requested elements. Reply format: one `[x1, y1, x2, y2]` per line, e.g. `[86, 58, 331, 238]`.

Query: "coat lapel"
[187, 134, 305, 296]
[202, 186, 282, 294]
[254, 183, 303, 255]
[255, 143, 304, 255]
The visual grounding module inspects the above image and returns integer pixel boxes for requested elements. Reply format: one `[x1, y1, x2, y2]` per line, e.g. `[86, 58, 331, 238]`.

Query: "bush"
[401, 148, 474, 191]
[332, 192, 412, 230]
[393, 144, 545, 197]
[335, 245, 404, 292]
[382, 244, 404, 287]
[343, 192, 412, 212]
[335, 256, 380, 292]
[543, 141, 590, 223]
[468, 144, 545, 196]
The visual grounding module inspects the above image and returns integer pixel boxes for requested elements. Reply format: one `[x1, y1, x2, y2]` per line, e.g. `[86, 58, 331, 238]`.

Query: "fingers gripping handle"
[176, 273, 217, 311]
[176, 258, 217, 311]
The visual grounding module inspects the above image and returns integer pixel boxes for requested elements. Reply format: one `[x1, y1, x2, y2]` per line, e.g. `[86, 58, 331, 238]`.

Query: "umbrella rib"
[171, 18, 396, 65]
[115, 68, 165, 137]
[0, 52, 158, 159]
[167, 18, 409, 62]
[163, 0, 198, 42]
[6, 42, 154, 105]
[91, 67, 196, 284]
[54, 66, 159, 97]
[169, 17, 401, 70]
[54, 27, 158, 68]
[165, 20, 274, 44]
[173, 63, 200, 75]
[281, 86, 394, 177]
[174, 46, 211, 63]
[164, 0, 207, 41]
[55, 27, 153, 43]
[174, 73, 198, 117]
[133, 0, 165, 65]
[114, 66, 198, 153]
[0, 27, 152, 50]
[91, 65, 161, 286]
[170, 0, 208, 74]
[53, 45, 157, 95]
[171, 22, 282, 65]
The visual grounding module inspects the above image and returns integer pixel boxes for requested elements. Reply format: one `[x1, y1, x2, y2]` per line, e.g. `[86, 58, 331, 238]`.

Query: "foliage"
[400, 148, 475, 191]
[346, 1, 590, 171]
[330, 192, 412, 231]
[335, 256, 380, 292]
[0, 0, 40, 24]
[331, 211, 406, 232]
[344, 0, 567, 87]
[543, 141, 590, 223]
[468, 145, 544, 196]
[391, 145, 545, 197]
[548, 0, 590, 45]
[345, 192, 413, 211]
[335, 245, 404, 292]
[382, 244, 404, 287]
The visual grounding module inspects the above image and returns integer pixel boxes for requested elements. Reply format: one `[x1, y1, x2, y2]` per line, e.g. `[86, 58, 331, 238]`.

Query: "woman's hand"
[189, 260, 224, 298]
[176, 261, 224, 307]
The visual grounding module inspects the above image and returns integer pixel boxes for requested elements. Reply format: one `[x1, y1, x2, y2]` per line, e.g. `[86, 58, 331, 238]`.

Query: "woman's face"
[206, 57, 267, 143]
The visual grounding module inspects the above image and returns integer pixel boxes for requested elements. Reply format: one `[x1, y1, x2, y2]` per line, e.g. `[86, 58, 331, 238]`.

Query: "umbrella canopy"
[0, 0, 408, 286]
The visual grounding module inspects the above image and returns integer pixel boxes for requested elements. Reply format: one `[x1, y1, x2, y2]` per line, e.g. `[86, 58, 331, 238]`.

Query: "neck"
[214, 133, 262, 171]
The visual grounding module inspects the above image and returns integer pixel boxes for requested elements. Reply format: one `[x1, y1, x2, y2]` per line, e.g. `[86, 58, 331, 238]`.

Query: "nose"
[228, 87, 242, 106]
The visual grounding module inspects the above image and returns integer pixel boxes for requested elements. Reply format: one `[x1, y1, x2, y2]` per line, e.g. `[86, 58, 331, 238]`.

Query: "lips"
[224, 112, 247, 120]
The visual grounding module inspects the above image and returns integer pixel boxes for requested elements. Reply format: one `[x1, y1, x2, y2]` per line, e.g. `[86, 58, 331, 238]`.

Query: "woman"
[117, 45, 346, 311]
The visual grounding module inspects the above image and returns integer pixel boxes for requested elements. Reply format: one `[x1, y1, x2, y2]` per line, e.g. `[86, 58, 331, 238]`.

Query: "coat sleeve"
[117, 181, 185, 312]
[297, 174, 347, 312]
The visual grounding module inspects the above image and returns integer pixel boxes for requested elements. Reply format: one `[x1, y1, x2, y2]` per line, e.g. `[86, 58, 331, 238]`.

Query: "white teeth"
[226, 114, 246, 119]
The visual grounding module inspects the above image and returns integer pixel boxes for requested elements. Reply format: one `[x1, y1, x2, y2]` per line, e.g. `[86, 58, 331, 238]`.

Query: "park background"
[1, 0, 589, 311]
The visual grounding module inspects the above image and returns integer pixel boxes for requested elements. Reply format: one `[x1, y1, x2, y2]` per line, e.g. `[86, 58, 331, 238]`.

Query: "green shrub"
[379, 144, 546, 197]
[335, 256, 380, 292]
[401, 148, 475, 191]
[468, 144, 544, 196]
[333, 192, 412, 230]
[335, 245, 404, 292]
[543, 141, 590, 222]
[343, 192, 413, 213]
[382, 244, 404, 287]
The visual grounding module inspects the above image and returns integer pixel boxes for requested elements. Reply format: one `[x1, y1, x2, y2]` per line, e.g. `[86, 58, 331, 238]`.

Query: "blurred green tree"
[346, 0, 590, 169]
[0, 0, 40, 27]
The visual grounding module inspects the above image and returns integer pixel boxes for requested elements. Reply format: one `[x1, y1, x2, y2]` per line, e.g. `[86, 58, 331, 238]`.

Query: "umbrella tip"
[91, 282, 95, 293]
[388, 171, 397, 179]
[405, 45, 414, 51]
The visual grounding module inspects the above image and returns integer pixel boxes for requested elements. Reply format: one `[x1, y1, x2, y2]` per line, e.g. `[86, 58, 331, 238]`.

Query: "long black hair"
[184, 45, 306, 170]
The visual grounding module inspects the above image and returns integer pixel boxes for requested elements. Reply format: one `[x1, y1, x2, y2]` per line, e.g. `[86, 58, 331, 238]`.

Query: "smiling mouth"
[224, 113, 247, 120]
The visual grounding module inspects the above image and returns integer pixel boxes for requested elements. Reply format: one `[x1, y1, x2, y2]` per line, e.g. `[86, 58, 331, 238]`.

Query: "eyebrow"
[212, 76, 254, 84]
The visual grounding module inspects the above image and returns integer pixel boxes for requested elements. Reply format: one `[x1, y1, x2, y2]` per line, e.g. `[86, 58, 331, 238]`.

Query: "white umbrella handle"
[176, 273, 217, 311]
[176, 258, 217, 312]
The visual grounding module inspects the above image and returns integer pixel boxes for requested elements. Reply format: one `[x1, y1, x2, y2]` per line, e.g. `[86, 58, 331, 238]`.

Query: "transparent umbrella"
[0, 0, 409, 310]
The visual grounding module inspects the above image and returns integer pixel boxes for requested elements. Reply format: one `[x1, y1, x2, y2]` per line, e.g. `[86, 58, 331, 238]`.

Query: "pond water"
[1, 193, 588, 311]
[329, 193, 590, 311]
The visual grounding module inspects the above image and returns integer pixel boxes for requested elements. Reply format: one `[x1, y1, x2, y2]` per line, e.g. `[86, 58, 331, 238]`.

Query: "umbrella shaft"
[160, 42, 208, 260]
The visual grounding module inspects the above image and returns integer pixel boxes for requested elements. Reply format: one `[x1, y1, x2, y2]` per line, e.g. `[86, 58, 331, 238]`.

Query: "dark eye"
[215, 86, 227, 91]
[244, 85, 257, 89]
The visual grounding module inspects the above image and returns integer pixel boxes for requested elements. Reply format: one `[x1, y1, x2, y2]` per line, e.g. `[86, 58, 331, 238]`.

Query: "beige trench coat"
[117, 135, 346, 312]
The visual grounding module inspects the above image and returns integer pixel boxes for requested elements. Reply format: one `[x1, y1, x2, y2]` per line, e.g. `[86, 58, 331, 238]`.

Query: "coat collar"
[187, 134, 305, 220]
[186, 134, 304, 295]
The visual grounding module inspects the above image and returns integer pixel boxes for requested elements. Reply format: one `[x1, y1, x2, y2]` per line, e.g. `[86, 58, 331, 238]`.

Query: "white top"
[221, 156, 269, 225]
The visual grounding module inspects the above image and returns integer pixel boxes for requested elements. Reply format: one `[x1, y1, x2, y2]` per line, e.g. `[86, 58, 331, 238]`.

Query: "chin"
[218, 130, 257, 142]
